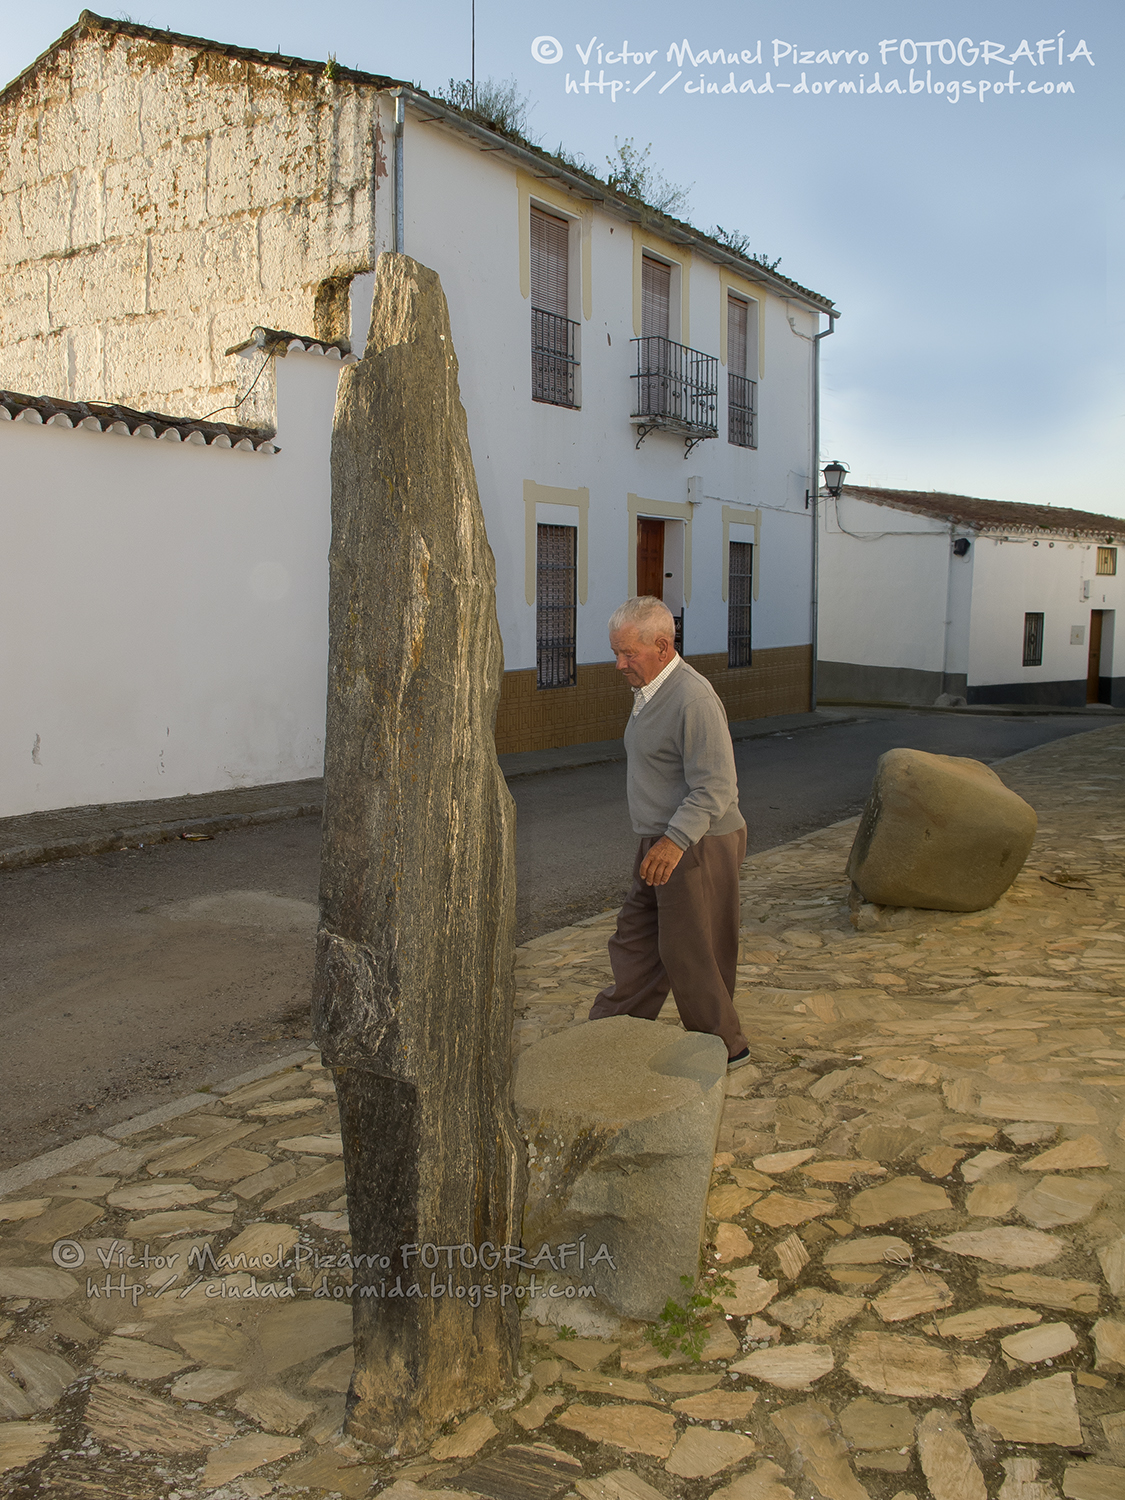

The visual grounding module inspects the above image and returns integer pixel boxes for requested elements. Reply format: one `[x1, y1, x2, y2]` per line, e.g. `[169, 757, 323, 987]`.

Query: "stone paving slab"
[3, 725, 1125, 1496]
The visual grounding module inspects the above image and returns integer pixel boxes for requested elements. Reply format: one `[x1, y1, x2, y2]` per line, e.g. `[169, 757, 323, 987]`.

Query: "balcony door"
[641, 256, 671, 339]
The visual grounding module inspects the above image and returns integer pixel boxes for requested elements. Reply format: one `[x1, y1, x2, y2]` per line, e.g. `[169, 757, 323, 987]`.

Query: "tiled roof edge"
[0, 14, 835, 315]
[842, 484, 1125, 540]
[0, 391, 278, 453]
[225, 327, 357, 359]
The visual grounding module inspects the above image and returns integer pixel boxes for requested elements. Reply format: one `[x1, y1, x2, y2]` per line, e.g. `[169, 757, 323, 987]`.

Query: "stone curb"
[0, 1047, 317, 1198]
[0, 801, 323, 872]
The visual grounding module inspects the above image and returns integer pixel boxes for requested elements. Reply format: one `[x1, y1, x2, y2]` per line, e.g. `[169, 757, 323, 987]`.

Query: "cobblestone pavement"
[2, 728, 1125, 1498]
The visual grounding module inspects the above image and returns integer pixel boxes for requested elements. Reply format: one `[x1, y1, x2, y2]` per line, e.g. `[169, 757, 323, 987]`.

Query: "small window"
[536, 524, 577, 688]
[530, 207, 577, 407]
[1097, 546, 1117, 576]
[1023, 611, 1044, 667]
[728, 541, 753, 668]
[727, 296, 757, 449]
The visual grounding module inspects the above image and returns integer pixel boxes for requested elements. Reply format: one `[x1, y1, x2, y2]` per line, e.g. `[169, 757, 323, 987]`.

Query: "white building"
[819, 485, 1125, 708]
[0, 13, 837, 817]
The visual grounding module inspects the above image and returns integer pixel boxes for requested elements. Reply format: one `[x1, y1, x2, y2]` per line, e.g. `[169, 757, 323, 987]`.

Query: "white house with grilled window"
[818, 485, 1125, 709]
[0, 12, 837, 817]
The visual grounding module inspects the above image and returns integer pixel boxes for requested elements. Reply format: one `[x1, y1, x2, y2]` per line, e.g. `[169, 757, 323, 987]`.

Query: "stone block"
[514, 1015, 727, 1323]
[846, 749, 1037, 911]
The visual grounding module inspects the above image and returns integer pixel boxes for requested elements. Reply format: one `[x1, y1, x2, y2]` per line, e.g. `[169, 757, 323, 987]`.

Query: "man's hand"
[640, 836, 685, 887]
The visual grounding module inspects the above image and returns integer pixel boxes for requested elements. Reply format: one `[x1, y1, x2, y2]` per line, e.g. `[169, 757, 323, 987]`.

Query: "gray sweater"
[623, 659, 745, 849]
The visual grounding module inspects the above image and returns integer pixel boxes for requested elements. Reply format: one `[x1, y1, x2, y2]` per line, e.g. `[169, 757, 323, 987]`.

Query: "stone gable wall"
[0, 22, 387, 417]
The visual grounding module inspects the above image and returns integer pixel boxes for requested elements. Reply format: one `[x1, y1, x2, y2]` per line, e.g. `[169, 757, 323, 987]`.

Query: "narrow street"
[0, 708, 1107, 1169]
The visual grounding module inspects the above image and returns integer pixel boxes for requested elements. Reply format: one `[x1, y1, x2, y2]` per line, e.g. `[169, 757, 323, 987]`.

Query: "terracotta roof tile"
[842, 484, 1125, 541]
[0, 391, 277, 452]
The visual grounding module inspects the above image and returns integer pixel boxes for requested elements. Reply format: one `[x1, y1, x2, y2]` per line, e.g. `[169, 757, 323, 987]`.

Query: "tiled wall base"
[495, 644, 812, 754]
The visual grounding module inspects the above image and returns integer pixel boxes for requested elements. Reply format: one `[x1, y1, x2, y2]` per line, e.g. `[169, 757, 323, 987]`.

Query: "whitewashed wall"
[968, 535, 1125, 692]
[819, 494, 952, 674]
[0, 351, 337, 817]
[397, 109, 819, 667]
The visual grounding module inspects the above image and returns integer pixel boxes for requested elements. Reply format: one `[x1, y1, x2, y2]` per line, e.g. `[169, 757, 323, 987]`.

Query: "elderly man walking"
[589, 596, 752, 1067]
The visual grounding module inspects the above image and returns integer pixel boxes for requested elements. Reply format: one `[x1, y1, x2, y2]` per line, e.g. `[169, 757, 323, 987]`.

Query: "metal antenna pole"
[471, 0, 476, 108]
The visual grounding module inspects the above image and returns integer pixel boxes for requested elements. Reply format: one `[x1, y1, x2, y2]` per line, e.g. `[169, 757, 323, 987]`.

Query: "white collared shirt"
[631, 652, 681, 716]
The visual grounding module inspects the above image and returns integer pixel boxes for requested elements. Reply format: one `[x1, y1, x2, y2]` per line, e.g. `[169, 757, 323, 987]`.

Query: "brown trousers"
[589, 827, 748, 1057]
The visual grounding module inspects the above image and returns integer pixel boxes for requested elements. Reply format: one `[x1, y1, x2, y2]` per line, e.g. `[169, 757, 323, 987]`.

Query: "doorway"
[636, 517, 684, 654]
[1088, 610, 1114, 703]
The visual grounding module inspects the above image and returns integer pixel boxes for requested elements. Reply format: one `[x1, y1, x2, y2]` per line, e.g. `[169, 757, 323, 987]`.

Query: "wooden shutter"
[530, 207, 569, 317]
[641, 256, 671, 340]
[727, 295, 748, 376]
[636, 518, 665, 599]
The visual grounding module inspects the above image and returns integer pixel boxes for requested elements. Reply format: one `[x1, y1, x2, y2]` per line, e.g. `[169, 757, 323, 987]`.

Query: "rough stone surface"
[202, 1433, 303, 1488]
[555, 1403, 676, 1459]
[771, 1401, 871, 1500]
[665, 1428, 757, 1479]
[730, 1343, 834, 1389]
[1092, 1317, 1125, 1373]
[1062, 1462, 1125, 1500]
[515, 1016, 725, 1321]
[850, 1176, 951, 1225]
[1001, 1323, 1078, 1364]
[312, 254, 524, 1452]
[84, 1380, 235, 1455]
[846, 748, 1037, 910]
[839, 1398, 915, 1450]
[972, 1373, 1082, 1446]
[931, 1228, 1064, 1268]
[845, 1333, 990, 1398]
[916, 1409, 987, 1500]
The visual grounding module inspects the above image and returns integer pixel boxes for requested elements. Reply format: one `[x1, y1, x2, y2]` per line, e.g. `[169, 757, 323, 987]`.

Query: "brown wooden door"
[1087, 610, 1104, 702]
[636, 518, 665, 599]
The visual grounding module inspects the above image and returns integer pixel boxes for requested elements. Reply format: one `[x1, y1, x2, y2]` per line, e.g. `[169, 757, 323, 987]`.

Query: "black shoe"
[727, 1048, 753, 1071]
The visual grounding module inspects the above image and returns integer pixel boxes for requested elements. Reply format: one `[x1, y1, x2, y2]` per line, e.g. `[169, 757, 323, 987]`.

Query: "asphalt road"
[0, 707, 1107, 1169]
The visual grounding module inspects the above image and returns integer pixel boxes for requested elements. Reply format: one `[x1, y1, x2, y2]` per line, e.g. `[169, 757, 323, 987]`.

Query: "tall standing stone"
[312, 253, 525, 1454]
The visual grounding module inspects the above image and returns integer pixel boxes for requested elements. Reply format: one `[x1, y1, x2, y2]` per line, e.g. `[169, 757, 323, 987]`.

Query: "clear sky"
[2, 2, 1121, 513]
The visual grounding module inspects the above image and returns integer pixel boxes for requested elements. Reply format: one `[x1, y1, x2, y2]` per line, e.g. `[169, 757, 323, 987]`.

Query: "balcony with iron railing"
[727, 372, 757, 449]
[532, 308, 579, 408]
[630, 336, 718, 455]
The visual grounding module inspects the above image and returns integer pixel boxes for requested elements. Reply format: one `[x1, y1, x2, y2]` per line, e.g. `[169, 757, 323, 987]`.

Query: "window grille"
[536, 524, 577, 688]
[531, 207, 578, 407]
[1097, 546, 1117, 576]
[728, 541, 753, 668]
[1023, 611, 1044, 667]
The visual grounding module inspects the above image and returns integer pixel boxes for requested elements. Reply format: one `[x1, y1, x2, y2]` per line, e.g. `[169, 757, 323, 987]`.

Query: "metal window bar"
[532, 308, 579, 408]
[536, 523, 577, 689]
[673, 611, 684, 657]
[1097, 546, 1118, 576]
[1023, 611, 1044, 668]
[631, 336, 718, 437]
[728, 541, 753, 667]
[727, 372, 757, 448]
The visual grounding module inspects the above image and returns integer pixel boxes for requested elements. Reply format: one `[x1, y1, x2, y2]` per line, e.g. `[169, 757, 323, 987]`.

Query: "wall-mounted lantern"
[822, 460, 849, 496]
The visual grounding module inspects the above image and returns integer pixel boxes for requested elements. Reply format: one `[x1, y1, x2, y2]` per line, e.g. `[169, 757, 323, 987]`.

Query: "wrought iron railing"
[727, 372, 757, 449]
[673, 611, 684, 657]
[532, 308, 579, 408]
[630, 337, 718, 452]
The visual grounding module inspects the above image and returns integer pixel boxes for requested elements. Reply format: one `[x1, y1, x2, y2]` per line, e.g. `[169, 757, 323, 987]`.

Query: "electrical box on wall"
[1082, 580, 1092, 600]
[1071, 625, 1086, 645]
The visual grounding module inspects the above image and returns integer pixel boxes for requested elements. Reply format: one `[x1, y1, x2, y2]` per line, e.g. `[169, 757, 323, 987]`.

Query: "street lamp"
[822, 459, 849, 497]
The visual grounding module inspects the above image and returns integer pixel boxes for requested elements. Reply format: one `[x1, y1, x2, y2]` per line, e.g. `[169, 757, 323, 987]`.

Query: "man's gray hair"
[608, 596, 676, 643]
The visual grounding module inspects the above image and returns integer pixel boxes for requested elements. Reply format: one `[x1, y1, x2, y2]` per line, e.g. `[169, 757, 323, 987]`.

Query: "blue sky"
[2, 2, 1121, 513]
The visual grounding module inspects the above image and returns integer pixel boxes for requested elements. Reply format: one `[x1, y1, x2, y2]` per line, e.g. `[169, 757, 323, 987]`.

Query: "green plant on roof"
[605, 137, 692, 218]
[711, 224, 782, 271]
[324, 52, 339, 80]
[437, 76, 538, 141]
